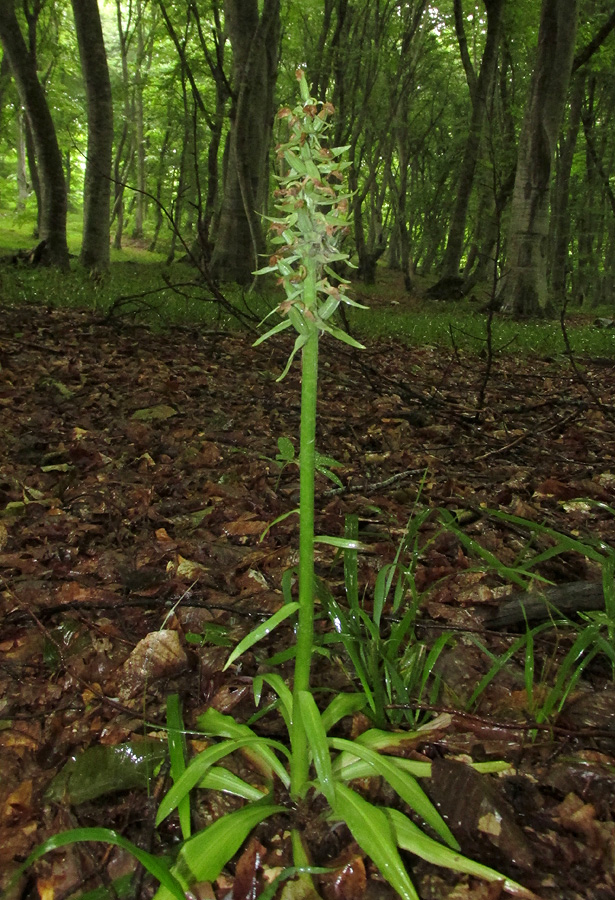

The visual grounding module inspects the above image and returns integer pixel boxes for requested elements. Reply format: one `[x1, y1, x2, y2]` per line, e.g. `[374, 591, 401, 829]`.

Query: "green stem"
[290, 277, 319, 801]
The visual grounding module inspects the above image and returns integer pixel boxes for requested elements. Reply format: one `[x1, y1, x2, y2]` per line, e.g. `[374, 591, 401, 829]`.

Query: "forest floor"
[1, 300, 615, 900]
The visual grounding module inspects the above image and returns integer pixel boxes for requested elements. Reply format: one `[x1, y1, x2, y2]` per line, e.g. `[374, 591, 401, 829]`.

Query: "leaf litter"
[1, 303, 615, 899]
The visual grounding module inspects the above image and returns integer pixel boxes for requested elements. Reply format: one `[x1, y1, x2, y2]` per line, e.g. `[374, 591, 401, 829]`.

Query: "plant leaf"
[297, 691, 334, 804]
[253, 318, 293, 347]
[166, 694, 190, 840]
[386, 809, 539, 899]
[224, 602, 300, 670]
[156, 802, 286, 900]
[196, 708, 291, 787]
[330, 737, 458, 848]
[331, 784, 419, 900]
[46, 739, 167, 805]
[156, 736, 287, 825]
[199, 766, 266, 801]
[320, 693, 367, 733]
[7, 828, 185, 900]
[253, 672, 294, 728]
[321, 321, 366, 349]
[259, 508, 299, 541]
[314, 535, 370, 550]
[277, 436, 296, 461]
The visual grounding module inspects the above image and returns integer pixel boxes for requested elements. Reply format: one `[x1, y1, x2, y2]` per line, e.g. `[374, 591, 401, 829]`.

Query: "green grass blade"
[331, 784, 419, 900]
[415, 631, 453, 702]
[223, 602, 299, 671]
[344, 514, 360, 612]
[166, 694, 191, 840]
[437, 510, 533, 588]
[330, 737, 458, 848]
[259, 508, 299, 541]
[314, 535, 370, 550]
[389, 605, 419, 653]
[538, 627, 601, 721]
[319, 593, 375, 711]
[466, 632, 536, 708]
[524, 625, 535, 713]
[374, 562, 397, 626]
[602, 555, 615, 637]
[488, 509, 608, 565]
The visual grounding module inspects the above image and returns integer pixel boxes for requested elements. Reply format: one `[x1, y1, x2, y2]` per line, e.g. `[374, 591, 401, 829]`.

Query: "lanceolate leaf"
[154, 802, 286, 900]
[156, 736, 288, 825]
[320, 693, 367, 733]
[386, 809, 540, 900]
[199, 766, 266, 801]
[253, 672, 294, 728]
[331, 783, 419, 900]
[166, 694, 190, 840]
[330, 737, 458, 848]
[253, 318, 293, 346]
[8, 829, 185, 900]
[223, 602, 300, 670]
[297, 690, 334, 805]
[196, 708, 291, 787]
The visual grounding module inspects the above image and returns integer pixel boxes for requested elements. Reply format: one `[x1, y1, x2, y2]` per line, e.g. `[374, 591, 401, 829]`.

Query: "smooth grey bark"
[16, 109, 29, 210]
[71, 0, 113, 271]
[210, 0, 280, 285]
[111, 0, 134, 250]
[440, 0, 504, 279]
[549, 74, 583, 304]
[0, 0, 69, 268]
[132, 1, 146, 240]
[498, 0, 579, 316]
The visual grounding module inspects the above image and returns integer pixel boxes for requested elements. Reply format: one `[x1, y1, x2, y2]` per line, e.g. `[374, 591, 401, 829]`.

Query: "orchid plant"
[8, 72, 538, 900]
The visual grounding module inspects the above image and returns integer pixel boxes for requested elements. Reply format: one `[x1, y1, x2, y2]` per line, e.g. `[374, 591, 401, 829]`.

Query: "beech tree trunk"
[498, 0, 579, 316]
[549, 74, 583, 305]
[0, 0, 69, 268]
[210, 0, 280, 285]
[71, 0, 113, 271]
[440, 0, 505, 279]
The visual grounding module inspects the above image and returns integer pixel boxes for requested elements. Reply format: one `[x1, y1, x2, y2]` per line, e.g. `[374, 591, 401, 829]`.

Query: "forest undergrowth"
[1, 294, 615, 899]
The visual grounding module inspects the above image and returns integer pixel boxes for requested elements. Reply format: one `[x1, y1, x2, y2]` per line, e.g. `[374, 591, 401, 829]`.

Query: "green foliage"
[463, 507, 615, 722]
[318, 512, 453, 729]
[273, 435, 344, 489]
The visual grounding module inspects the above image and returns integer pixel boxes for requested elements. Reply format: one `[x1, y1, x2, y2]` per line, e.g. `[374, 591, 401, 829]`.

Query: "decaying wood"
[483, 580, 605, 629]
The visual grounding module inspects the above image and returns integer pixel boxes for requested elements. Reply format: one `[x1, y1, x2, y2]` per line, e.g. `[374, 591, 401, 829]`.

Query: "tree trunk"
[549, 73, 583, 305]
[210, 0, 280, 285]
[440, 0, 505, 279]
[0, 0, 69, 268]
[132, 0, 147, 240]
[16, 109, 29, 211]
[498, 0, 579, 316]
[71, 0, 113, 271]
[24, 118, 40, 235]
